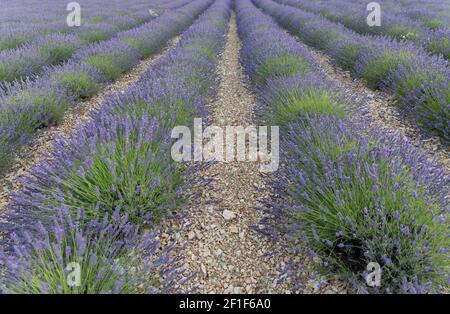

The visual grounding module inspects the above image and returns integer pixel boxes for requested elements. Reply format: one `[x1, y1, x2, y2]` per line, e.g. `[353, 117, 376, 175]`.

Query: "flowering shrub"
[0, 13, 149, 84]
[276, 116, 449, 293]
[7, 114, 182, 226]
[254, 0, 450, 141]
[276, 0, 450, 59]
[0, 0, 203, 56]
[73, 41, 142, 81]
[0, 34, 81, 84]
[50, 61, 107, 100]
[0, 0, 232, 293]
[0, 31, 31, 52]
[261, 73, 350, 125]
[0, 206, 183, 294]
[427, 29, 450, 60]
[7, 0, 230, 226]
[0, 0, 160, 54]
[0, 0, 213, 172]
[237, 0, 449, 293]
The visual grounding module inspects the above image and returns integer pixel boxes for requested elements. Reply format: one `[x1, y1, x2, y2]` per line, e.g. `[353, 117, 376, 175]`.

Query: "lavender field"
[0, 0, 448, 297]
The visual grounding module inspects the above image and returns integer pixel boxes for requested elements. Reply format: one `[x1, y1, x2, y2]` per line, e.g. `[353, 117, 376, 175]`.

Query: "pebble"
[188, 231, 196, 240]
[213, 248, 223, 257]
[195, 230, 203, 239]
[200, 263, 207, 277]
[222, 209, 236, 220]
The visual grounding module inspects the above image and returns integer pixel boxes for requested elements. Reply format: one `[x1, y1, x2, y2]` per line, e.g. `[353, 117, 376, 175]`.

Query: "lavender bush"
[49, 61, 107, 100]
[1, 76, 74, 128]
[0, 29, 32, 52]
[427, 28, 450, 60]
[0, 0, 178, 53]
[276, 0, 450, 59]
[0, 0, 200, 84]
[7, 0, 229, 227]
[7, 114, 182, 226]
[276, 116, 449, 293]
[254, 0, 450, 141]
[73, 41, 142, 81]
[238, 0, 349, 123]
[237, 0, 449, 293]
[0, 0, 232, 294]
[0, 0, 214, 172]
[0, 206, 184, 294]
[0, 2, 164, 84]
[0, 33, 82, 84]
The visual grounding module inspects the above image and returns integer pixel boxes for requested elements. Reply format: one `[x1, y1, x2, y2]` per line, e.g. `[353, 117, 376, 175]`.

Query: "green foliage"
[340, 43, 360, 70]
[58, 72, 103, 100]
[113, 99, 192, 130]
[363, 51, 413, 88]
[89, 15, 107, 24]
[268, 89, 347, 126]
[0, 64, 8, 82]
[48, 127, 183, 224]
[134, 15, 150, 24]
[122, 37, 154, 57]
[39, 43, 76, 65]
[6, 90, 70, 128]
[80, 30, 110, 43]
[256, 55, 310, 83]
[427, 37, 449, 59]
[420, 80, 450, 131]
[423, 18, 444, 30]
[306, 28, 342, 49]
[185, 43, 216, 59]
[0, 62, 30, 83]
[387, 24, 420, 41]
[338, 14, 354, 28]
[0, 34, 30, 51]
[4, 219, 159, 294]
[286, 121, 448, 291]
[85, 54, 122, 80]
[208, 18, 226, 30]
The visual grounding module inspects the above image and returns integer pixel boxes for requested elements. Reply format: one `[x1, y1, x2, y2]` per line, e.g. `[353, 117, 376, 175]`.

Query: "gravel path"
[0, 37, 180, 211]
[175, 14, 289, 294]
[172, 14, 347, 294]
[304, 46, 449, 173]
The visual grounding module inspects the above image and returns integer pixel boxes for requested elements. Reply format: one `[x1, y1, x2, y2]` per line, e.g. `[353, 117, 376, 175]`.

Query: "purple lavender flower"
[0, 207, 186, 294]
[254, 0, 450, 140]
[238, 0, 449, 294]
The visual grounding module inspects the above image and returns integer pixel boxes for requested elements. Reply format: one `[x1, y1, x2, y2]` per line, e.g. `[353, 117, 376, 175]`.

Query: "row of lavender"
[0, 0, 232, 293]
[0, 0, 151, 26]
[0, 0, 180, 53]
[253, 0, 450, 142]
[237, 0, 449, 293]
[0, 0, 196, 84]
[393, 0, 450, 27]
[1, 1, 152, 53]
[276, 0, 450, 60]
[0, 0, 210, 173]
